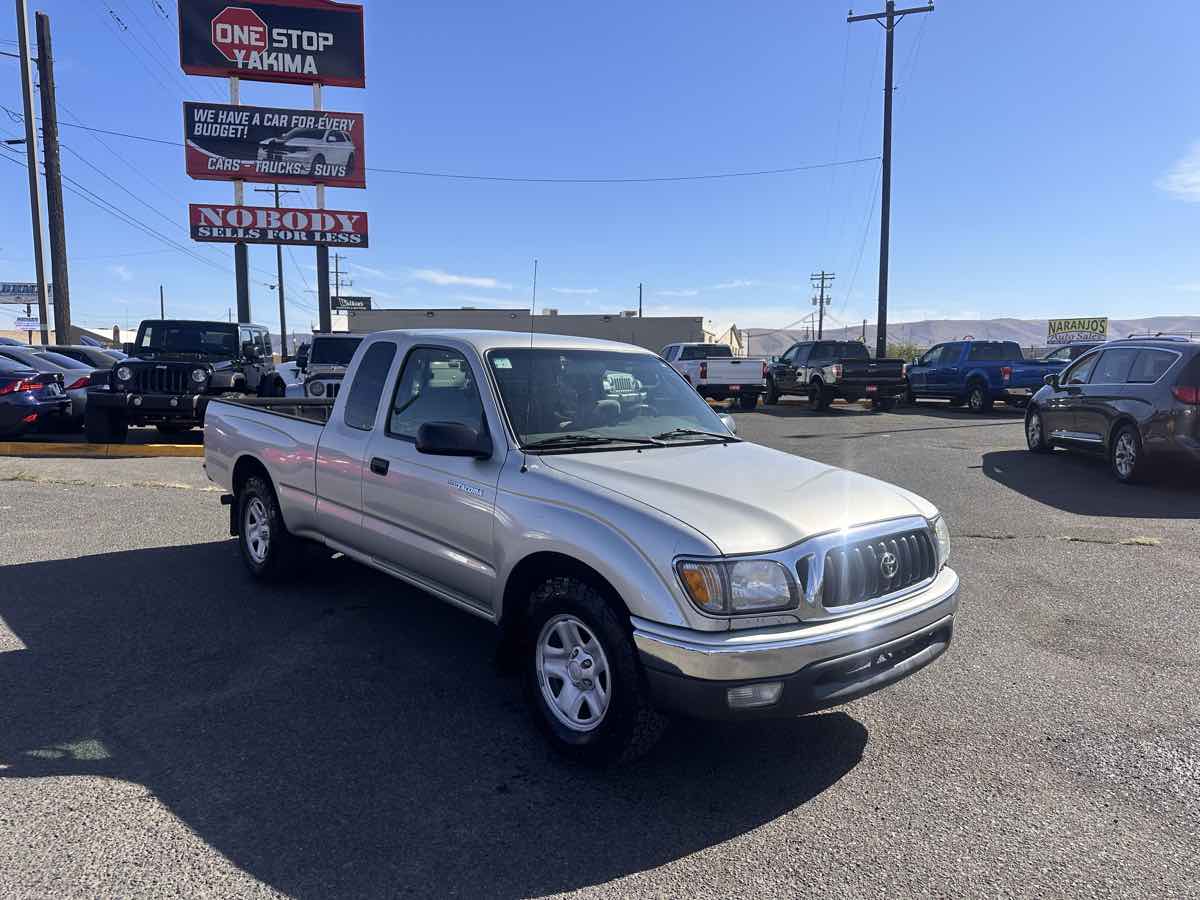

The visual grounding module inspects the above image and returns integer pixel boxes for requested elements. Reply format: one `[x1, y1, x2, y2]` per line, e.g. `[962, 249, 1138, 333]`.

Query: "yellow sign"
[1047, 317, 1108, 345]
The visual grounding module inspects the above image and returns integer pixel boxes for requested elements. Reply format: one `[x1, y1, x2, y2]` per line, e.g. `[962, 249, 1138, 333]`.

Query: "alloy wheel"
[244, 497, 271, 564]
[1114, 432, 1137, 478]
[1027, 413, 1042, 448]
[536, 615, 611, 732]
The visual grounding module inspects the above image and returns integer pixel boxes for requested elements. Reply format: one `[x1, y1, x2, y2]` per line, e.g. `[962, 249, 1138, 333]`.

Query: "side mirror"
[416, 421, 492, 459]
[719, 413, 737, 435]
[1043, 373, 1058, 388]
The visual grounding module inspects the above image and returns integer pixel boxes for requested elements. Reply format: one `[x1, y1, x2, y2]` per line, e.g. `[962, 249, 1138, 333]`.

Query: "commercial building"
[343, 308, 703, 353]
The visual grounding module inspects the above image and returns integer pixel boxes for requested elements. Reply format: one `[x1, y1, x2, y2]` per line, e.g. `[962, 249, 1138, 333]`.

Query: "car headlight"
[931, 515, 951, 570]
[191, 368, 208, 385]
[676, 559, 797, 615]
[308, 380, 325, 397]
[115, 365, 133, 382]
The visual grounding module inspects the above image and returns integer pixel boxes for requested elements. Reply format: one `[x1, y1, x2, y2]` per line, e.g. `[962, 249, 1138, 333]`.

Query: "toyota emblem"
[880, 551, 899, 579]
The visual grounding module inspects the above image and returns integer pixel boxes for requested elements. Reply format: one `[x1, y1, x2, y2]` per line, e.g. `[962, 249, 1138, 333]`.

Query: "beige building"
[344, 308, 703, 354]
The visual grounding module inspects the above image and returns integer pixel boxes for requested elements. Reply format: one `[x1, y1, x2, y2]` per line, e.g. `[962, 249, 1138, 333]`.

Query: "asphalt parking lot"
[1, 400, 1197, 899]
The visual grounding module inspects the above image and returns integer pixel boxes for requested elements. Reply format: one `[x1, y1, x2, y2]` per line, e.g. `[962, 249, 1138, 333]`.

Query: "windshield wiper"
[650, 427, 738, 443]
[523, 433, 663, 450]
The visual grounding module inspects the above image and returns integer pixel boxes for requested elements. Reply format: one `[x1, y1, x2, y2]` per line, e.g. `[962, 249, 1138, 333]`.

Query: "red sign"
[188, 203, 368, 247]
[210, 7, 268, 62]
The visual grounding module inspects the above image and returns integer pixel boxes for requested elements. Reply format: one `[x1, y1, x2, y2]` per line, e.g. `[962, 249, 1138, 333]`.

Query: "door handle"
[369, 456, 389, 476]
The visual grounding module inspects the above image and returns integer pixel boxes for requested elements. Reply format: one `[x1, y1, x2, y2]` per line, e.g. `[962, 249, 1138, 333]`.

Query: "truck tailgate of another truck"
[701, 357, 764, 386]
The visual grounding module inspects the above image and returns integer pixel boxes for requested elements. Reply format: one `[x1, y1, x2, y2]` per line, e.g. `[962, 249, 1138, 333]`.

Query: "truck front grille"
[817, 528, 935, 609]
[603, 372, 638, 393]
[132, 365, 190, 395]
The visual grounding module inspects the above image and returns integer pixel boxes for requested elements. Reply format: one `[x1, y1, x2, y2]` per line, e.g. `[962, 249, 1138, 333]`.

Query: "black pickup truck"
[765, 340, 908, 410]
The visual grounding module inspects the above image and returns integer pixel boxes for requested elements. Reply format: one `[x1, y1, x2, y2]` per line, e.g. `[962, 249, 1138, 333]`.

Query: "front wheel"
[1025, 408, 1051, 453]
[738, 392, 758, 411]
[524, 577, 664, 766]
[1110, 424, 1146, 484]
[967, 384, 993, 414]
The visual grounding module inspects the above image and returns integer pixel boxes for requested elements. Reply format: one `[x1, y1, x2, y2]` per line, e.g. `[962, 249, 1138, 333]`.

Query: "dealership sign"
[189, 203, 368, 246]
[1047, 317, 1108, 345]
[0, 282, 53, 305]
[178, 0, 366, 87]
[332, 295, 371, 311]
[184, 101, 365, 187]
[14, 316, 43, 332]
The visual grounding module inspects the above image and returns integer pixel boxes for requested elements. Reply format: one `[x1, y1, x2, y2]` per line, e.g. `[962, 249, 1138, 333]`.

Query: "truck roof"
[361, 329, 656, 355]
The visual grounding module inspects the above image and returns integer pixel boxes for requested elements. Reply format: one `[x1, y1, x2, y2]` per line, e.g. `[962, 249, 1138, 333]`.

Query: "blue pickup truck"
[906, 340, 1067, 413]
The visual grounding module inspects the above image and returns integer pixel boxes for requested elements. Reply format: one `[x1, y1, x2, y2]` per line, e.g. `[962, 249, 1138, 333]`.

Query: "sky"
[1, 0, 1198, 340]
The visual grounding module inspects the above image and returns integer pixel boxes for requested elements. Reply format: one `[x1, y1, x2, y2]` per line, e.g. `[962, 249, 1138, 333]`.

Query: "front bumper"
[633, 566, 959, 719]
[89, 389, 208, 421]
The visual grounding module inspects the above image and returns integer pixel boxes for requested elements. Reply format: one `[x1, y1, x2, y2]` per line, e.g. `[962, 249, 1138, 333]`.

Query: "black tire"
[966, 384, 993, 414]
[1110, 424, 1146, 484]
[1025, 408, 1052, 453]
[84, 406, 127, 444]
[738, 392, 758, 411]
[809, 382, 832, 411]
[871, 397, 897, 411]
[763, 378, 779, 405]
[904, 388, 917, 406]
[236, 474, 299, 580]
[155, 423, 192, 438]
[524, 576, 665, 766]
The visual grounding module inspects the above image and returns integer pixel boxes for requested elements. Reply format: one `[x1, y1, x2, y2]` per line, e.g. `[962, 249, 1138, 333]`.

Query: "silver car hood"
[540, 441, 937, 556]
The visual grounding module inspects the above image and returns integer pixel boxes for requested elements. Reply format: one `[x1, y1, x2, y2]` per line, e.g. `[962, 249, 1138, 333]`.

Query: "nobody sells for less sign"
[189, 203, 369, 247]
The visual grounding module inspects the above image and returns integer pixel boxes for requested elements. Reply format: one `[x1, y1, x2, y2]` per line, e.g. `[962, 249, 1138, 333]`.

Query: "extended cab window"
[343, 341, 398, 431]
[388, 347, 484, 441]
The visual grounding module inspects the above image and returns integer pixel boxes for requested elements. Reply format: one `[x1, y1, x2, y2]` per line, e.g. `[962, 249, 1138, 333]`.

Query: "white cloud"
[709, 279, 759, 290]
[412, 268, 512, 290]
[1157, 142, 1200, 202]
[656, 288, 699, 297]
[349, 262, 398, 280]
[551, 287, 599, 295]
[109, 264, 133, 283]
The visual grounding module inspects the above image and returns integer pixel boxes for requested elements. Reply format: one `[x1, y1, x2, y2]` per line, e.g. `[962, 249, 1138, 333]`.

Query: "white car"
[257, 128, 356, 177]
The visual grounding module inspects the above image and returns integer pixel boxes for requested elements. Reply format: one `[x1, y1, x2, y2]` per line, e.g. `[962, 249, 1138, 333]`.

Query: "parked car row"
[0, 344, 124, 434]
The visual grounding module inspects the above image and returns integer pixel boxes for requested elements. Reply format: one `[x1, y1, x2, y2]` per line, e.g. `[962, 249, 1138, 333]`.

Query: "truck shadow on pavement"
[0, 542, 867, 898]
[981, 450, 1200, 518]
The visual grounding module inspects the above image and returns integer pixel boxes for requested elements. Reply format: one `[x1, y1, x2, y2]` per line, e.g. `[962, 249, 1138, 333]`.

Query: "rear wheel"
[524, 576, 664, 766]
[237, 474, 299, 580]
[1110, 424, 1146, 484]
[871, 397, 897, 411]
[809, 382, 832, 411]
[738, 392, 758, 411]
[763, 378, 779, 405]
[967, 384, 993, 414]
[1025, 408, 1051, 453]
[84, 406, 127, 444]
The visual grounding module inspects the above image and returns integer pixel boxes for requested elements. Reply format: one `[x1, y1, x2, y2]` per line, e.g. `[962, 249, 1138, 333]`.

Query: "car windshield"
[136, 322, 239, 356]
[679, 344, 733, 360]
[36, 351, 88, 369]
[103, 350, 127, 360]
[488, 348, 734, 450]
[309, 337, 363, 366]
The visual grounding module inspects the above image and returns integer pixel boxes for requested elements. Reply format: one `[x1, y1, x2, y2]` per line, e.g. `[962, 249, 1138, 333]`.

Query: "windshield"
[136, 322, 239, 356]
[309, 337, 363, 366]
[680, 344, 733, 360]
[36, 351, 88, 369]
[487, 348, 733, 449]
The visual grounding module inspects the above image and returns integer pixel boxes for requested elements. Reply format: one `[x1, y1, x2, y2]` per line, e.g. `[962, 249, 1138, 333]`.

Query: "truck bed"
[212, 396, 335, 424]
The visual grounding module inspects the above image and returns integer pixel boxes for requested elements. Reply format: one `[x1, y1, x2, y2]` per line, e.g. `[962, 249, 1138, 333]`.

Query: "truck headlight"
[308, 380, 325, 397]
[115, 365, 133, 382]
[931, 515, 951, 570]
[676, 559, 797, 615]
[191, 368, 208, 385]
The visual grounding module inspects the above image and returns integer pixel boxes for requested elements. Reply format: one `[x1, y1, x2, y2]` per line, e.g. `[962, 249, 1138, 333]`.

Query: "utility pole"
[810, 271, 834, 340]
[254, 184, 300, 356]
[15, 0, 49, 345]
[159, 284, 165, 319]
[35, 11, 69, 344]
[849, 1, 933, 358]
[638, 283, 643, 317]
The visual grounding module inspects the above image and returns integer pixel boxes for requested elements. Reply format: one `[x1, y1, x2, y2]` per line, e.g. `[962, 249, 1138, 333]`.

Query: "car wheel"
[764, 378, 778, 405]
[871, 397, 897, 411]
[809, 382, 831, 411]
[84, 406, 127, 443]
[237, 474, 299, 580]
[524, 576, 664, 766]
[738, 393, 758, 411]
[967, 384, 993, 413]
[1025, 408, 1051, 453]
[1110, 424, 1145, 484]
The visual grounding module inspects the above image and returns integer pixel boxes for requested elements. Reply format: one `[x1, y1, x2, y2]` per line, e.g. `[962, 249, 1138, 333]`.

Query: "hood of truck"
[540, 440, 937, 555]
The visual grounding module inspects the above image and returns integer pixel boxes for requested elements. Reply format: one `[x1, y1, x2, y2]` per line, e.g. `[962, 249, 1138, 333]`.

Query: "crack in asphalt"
[958, 532, 1162, 547]
[0, 472, 220, 493]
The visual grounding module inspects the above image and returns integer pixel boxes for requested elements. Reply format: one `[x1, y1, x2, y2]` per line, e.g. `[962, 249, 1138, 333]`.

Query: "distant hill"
[742, 316, 1200, 357]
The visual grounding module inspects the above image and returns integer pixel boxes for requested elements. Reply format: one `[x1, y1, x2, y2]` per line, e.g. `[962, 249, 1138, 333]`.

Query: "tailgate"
[1007, 364, 1053, 388]
[841, 358, 905, 382]
[704, 358, 764, 384]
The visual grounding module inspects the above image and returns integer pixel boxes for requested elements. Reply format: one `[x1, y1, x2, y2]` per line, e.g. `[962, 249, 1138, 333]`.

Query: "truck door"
[360, 344, 505, 614]
[908, 345, 940, 395]
[314, 339, 399, 552]
[932, 343, 965, 395]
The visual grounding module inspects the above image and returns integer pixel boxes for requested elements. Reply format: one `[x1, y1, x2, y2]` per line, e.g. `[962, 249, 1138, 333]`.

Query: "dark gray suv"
[1024, 337, 1200, 483]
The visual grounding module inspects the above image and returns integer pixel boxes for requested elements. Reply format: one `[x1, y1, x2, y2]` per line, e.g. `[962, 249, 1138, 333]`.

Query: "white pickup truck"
[661, 342, 768, 410]
[204, 329, 958, 764]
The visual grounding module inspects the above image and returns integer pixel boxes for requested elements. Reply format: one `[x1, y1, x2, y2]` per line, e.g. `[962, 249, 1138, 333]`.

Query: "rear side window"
[810, 342, 836, 359]
[1090, 348, 1138, 384]
[967, 342, 1021, 362]
[343, 341, 397, 430]
[839, 343, 870, 359]
[1127, 350, 1177, 384]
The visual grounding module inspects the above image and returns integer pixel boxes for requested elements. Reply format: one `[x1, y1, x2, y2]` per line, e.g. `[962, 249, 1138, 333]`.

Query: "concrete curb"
[0, 441, 204, 459]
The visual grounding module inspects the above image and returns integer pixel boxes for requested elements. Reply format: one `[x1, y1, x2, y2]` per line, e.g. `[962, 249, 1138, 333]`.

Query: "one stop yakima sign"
[210, 7, 268, 61]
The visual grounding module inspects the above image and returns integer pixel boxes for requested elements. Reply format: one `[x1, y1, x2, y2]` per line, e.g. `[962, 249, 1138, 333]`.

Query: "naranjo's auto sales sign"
[189, 203, 368, 247]
[184, 101, 365, 188]
[1047, 317, 1108, 345]
[178, 0, 365, 87]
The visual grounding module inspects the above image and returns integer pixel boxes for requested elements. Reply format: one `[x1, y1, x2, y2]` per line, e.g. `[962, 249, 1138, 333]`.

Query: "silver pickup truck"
[204, 330, 959, 764]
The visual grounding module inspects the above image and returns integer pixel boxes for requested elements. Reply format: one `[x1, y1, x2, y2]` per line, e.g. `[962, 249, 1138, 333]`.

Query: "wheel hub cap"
[536, 615, 611, 732]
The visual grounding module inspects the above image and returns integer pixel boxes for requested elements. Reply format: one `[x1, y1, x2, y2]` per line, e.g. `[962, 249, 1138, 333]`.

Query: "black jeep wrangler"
[85, 319, 286, 442]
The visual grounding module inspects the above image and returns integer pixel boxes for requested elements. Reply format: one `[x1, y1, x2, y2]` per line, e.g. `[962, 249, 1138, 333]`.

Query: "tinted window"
[1063, 353, 1100, 385]
[838, 342, 870, 359]
[1090, 349, 1138, 384]
[1127, 349, 1177, 384]
[967, 342, 1021, 362]
[940, 343, 965, 363]
[662, 346, 679, 361]
[919, 345, 943, 367]
[36, 351, 88, 369]
[680, 344, 732, 360]
[388, 347, 484, 441]
[311, 337, 364, 366]
[138, 322, 238, 356]
[343, 341, 397, 431]
[257, 330, 272, 355]
[0, 350, 58, 374]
